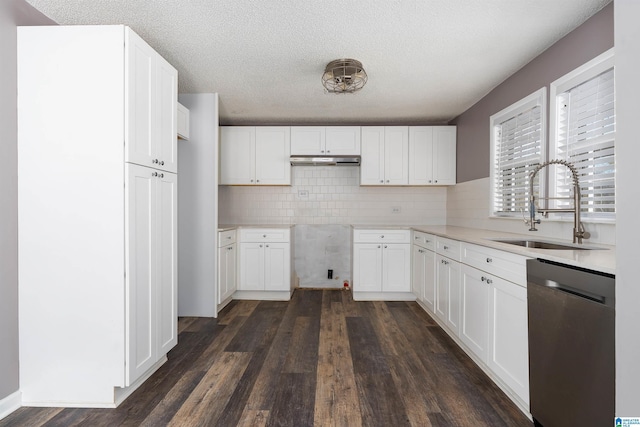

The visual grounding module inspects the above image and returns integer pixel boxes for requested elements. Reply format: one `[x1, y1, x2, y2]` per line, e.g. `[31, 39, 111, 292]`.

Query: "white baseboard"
[0, 390, 22, 421]
[352, 291, 416, 301]
[233, 290, 292, 301]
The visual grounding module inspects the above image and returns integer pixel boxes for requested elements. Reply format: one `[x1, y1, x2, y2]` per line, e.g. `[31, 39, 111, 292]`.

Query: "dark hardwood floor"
[2, 290, 533, 427]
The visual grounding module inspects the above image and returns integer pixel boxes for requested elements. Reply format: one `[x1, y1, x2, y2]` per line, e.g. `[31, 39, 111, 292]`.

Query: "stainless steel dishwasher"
[527, 258, 615, 427]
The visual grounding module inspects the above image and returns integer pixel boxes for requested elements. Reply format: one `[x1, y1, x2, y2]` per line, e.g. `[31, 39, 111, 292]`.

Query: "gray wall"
[177, 94, 219, 317]
[615, 0, 640, 414]
[0, 0, 54, 402]
[452, 2, 614, 183]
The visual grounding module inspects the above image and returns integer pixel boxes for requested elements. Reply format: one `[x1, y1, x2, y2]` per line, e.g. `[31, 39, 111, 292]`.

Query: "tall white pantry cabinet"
[17, 25, 178, 407]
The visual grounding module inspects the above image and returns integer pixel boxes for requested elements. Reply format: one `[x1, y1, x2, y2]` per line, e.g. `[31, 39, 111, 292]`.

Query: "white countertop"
[411, 225, 615, 275]
[219, 224, 615, 275]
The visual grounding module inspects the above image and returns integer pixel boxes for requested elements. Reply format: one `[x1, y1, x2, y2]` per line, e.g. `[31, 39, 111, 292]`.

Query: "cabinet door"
[291, 127, 325, 154]
[353, 243, 383, 292]
[325, 126, 361, 155]
[264, 242, 290, 291]
[360, 127, 385, 185]
[255, 127, 291, 185]
[488, 277, 529, 405]
[384, 127, 409, 185]
[408, 126, 434, 185]
[125, 164, 157, 385]
[220, 127, 255, 185]
[460, 264, 489, 362]
[412, 246, 426, 300]
[382, 243, 411, 292]
[423, 249, 436, 314]
[436, 255, 461, 336]
[239, 243, 264, 290]
[433, 126, 456, 185]
[155, 56, 178, 173]
[157, 171, 177, 355]
[125, 29, 156, 170]
[219, 244, 237, 302]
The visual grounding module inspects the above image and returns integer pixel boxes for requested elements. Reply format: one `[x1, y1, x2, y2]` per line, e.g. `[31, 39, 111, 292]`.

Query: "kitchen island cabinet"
[18, 25, 178, 407]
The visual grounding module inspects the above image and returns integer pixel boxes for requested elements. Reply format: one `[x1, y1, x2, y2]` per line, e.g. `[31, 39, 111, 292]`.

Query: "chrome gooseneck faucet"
[526, 159, 590, 244]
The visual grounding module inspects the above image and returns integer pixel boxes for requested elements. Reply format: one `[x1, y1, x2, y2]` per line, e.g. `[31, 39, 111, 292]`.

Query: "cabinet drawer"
[218, 229, 237, 246]
[461, 243, 529, 286]
[412, 231, 435, 251]
[436, 236, 461, 261]
[240, 228, 290, 243]
[353, 229, 410, 243]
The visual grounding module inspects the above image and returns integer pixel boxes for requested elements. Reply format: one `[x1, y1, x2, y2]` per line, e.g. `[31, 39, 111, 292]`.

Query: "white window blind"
[552, 65, 615, 220]
[491, 90, 545, 217]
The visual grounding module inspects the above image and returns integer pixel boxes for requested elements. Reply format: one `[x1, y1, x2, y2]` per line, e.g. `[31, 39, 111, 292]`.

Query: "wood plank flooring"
[1, 290, 533, 427]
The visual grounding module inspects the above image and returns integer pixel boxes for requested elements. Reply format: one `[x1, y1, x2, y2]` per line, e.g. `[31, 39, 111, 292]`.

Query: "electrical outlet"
[391, 206, 401, 214]
[298, 190, 309, 199]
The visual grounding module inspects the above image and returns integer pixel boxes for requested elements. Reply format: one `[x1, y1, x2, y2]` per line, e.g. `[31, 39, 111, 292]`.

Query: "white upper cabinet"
[125, 29, 177, 173]
[220, 126, 291, 185]
[291, 126, 361, 155]
[177, 102, 190, 140]
[360, 126, 408, 185]
[408, 126, 456, 185]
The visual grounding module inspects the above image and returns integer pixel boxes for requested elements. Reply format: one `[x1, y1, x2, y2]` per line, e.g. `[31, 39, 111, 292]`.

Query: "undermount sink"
[490, 239, 604, 250]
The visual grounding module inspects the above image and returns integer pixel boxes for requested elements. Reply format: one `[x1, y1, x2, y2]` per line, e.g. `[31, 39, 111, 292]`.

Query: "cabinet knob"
[386, 180, 389, 183]
[384, 245, 388, 248]
[153, 159, 159, 164]
[251, 179, 254, 182]
[380, 235, 384, 238]
[486, 278, 493, 284]
[380, 180, 384, 183]
[227, 236, 231, 239]
[428, 180, 432, 183]
[481, 276, 486, 282]
[159, 173, 164, 178]
[443, 245, 449, 250]
[263, 234, 267, 238]
[425, 240, 430, 243]
[377, 245, 381, 248]
[435, 180, 438, 183]
[486, 257, 492, 263]
[326, 150, 330, 153]
[259, 244, 263, 248]
[257, 179, 260, 183]
[266, 244, 269, 248]
[160, 161, 165, 166]
[152, 172, 158, 177]
[321, 150, 324, 153]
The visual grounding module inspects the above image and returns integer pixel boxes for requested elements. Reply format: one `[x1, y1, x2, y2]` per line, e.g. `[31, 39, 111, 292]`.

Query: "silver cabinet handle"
[486, 257, 493, 263]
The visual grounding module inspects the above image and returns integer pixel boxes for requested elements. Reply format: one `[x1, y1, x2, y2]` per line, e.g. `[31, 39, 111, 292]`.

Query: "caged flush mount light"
[321, 59, 368, 94]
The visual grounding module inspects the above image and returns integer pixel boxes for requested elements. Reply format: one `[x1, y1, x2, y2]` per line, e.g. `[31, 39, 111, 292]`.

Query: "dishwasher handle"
[543, 279, 606, 304]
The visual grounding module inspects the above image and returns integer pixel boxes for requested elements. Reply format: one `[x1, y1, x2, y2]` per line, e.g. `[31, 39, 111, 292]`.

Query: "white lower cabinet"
[352, 229, 412, 300]
[488, 275, 530, 406]
[236, 228, 292, 300]
[411, 236, 531, 413]
[218, 230, 237, 309]
[460, 264, 490, 363]
[435, 254, 461, 336]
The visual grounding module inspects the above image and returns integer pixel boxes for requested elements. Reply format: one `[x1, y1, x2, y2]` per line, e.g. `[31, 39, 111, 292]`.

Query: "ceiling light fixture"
[321, 59, 367, 94]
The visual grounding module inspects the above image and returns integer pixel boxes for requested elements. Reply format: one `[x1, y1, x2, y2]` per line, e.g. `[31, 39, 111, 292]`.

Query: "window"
[490, 88, 546, 217]
[550, 48, 615, 221]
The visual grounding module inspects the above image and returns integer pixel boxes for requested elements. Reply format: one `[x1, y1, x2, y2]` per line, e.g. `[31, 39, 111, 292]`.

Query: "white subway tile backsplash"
[219, 166, 448, 226]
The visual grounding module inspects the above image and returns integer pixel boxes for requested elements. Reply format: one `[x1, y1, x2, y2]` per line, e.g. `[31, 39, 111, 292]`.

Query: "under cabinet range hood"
[290, 155, 361, 166]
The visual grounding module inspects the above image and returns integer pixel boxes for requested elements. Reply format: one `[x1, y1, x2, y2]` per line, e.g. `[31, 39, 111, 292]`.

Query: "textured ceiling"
[26, 0, 610, 125]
